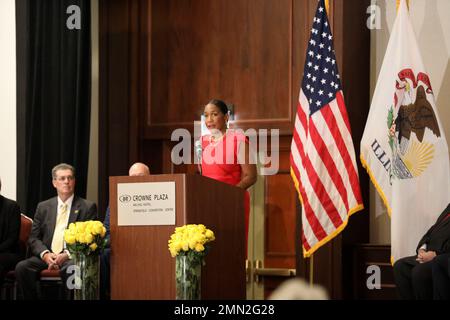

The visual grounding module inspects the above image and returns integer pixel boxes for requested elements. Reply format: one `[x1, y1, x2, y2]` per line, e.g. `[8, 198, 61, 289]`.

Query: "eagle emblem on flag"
[387, 69, 440, 180]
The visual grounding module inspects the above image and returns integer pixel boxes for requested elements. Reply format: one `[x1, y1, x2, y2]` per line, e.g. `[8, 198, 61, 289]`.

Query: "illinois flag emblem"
[360, 0, 450, 263]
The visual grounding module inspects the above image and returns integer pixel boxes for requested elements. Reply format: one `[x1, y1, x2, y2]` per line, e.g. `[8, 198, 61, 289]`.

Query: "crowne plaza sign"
[117, 182, 176, 226]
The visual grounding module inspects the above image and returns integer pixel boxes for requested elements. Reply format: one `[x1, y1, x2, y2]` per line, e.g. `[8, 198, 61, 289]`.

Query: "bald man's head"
[129, 162, 150, 176]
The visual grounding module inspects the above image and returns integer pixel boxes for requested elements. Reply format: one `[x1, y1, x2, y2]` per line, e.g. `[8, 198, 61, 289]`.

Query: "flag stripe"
[293, 129, 338, 244]
[305, 115, 351, 230]
[330, 97, 359, 168]
[335, 92, 351, 134]
[293, 127, 338, 241]
[308, 116, 347, 226]
[321, 100, 363, 204]
[297, 93, 309, 135]
[291, 132, 328, 240]
[323, 100, 361, 208]
[292, 124, 330, 241]
[301, 227, 310, 251]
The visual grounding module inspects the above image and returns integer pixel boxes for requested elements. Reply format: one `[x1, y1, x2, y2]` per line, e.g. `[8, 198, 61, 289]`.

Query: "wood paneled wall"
[147, 0, 294, 138]
[100, 0, 371, 299]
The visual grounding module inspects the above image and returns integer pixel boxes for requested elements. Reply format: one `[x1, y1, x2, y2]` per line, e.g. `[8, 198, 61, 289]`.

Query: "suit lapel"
[47, 197, 58, 237]
[69, 196, 80, 224]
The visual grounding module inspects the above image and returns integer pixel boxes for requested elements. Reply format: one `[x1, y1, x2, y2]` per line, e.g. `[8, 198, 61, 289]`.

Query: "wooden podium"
[109, 174, 246, 299]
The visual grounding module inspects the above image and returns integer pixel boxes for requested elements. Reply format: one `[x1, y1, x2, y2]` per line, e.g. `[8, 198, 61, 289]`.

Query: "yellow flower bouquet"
[64, 220, 107, 255]
[168, 224, 215, 300]
[64, 220, 107, 300]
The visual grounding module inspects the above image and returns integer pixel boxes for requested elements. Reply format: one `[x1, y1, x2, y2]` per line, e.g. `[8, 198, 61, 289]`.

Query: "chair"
[1, 214, 33, 299]
[18, 214, 33, 256]
[1, 214, 67, 300]
[38, 269, 65, 300]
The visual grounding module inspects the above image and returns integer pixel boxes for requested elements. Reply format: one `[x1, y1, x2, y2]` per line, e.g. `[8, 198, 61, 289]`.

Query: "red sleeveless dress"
[201, 130, 250, 250]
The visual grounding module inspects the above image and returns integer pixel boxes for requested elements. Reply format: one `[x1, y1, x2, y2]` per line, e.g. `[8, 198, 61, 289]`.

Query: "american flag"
[290, 0, 363, 257]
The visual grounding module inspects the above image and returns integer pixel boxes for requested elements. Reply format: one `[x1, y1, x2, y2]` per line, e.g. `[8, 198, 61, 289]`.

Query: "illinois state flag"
[360, 0, 450, 262]
[290, 0, 363, 258]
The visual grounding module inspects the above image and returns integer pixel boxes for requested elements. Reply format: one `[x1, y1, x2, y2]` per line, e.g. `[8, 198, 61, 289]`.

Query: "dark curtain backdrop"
[16, 0, 91, 217]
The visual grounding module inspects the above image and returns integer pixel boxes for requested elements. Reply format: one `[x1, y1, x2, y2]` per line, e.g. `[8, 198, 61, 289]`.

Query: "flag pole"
[325, 0, 329, 15]
[309, 254, 314, 287]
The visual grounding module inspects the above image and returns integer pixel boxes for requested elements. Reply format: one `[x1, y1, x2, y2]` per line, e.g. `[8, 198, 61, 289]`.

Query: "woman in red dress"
[201, 99, 257, 251]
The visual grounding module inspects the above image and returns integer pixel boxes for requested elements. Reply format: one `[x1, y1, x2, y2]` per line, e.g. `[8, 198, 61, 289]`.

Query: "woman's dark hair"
[208, 99, 229, 115]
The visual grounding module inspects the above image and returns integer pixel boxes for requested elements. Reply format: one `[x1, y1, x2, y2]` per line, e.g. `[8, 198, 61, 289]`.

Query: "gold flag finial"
[396, 0, 410, 13]
[325, 0, 330, 15]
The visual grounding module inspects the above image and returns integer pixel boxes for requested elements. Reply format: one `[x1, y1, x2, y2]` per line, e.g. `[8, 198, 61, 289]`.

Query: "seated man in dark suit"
[432, 252, 450, 299]
[0, 177, 21, 287]
[393, 203, 450, 299]
[100, 162, 150, 300]
[15, 163, 97, 300]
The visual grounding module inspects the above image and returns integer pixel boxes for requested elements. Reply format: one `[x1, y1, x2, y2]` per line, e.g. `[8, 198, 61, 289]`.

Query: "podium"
[109, 174, 246, 299]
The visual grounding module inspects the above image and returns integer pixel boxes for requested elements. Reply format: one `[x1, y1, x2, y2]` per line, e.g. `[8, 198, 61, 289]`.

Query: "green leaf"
[387, 106, 394, 128]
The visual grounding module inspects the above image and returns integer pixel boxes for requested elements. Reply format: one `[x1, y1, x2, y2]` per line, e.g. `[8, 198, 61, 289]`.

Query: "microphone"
[195, 139, 202, 175]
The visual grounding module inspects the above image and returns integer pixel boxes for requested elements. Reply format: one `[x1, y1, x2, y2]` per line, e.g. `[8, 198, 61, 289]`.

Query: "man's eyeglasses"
[55, 176, 74, 182]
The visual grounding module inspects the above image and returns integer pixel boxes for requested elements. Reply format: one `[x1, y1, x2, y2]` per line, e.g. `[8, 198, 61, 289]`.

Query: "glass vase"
[175, 255, 201, 300]
[73, 253, 100, 300]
